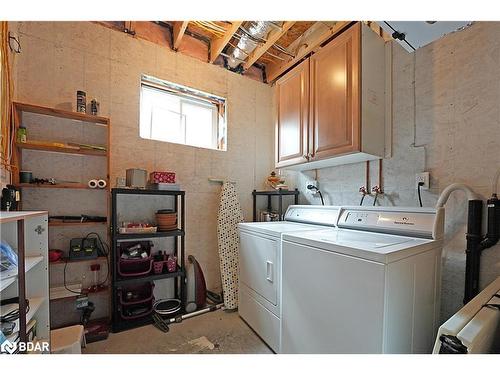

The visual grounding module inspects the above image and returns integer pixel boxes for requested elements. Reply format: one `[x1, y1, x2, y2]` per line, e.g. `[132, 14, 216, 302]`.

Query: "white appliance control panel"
[338, 207, 437, 238]
[284, 205, 340, 227]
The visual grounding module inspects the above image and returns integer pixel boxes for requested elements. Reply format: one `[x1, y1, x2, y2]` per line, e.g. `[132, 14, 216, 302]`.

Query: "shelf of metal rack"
[110, 188, 186, 333]
[252, 188, 300, 221]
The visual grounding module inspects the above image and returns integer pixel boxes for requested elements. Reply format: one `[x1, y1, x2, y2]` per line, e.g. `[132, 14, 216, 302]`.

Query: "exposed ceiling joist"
[172, 21, 189, 50]
[242, 21, 296, 71]
[266, 21, 352, 82]
[209, 21, 243, 63]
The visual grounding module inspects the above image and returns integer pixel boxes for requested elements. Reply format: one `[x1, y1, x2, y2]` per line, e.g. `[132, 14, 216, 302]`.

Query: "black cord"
[0, 301, 29, 322]
[63, 258, 82, 295]
[307, 184, 325, 206]
[417, 182, 424, 207]
[373, 193, 378, 206]
[483, 303, 500, 310]
[8, 32, 21, 53]
[317, 190, 325, 206]
[83, 232, 110, 287]
[359, 195, 366, 206]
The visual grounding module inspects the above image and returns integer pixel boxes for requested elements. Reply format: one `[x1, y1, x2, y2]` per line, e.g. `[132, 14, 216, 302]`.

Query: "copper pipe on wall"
[365, 161, 370, 191]
[378, 159, 383, 193]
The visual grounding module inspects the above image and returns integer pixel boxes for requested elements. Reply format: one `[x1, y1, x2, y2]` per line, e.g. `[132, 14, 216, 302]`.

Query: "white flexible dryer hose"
[436, 183, 482, 208]
[433, 183, 481, 240]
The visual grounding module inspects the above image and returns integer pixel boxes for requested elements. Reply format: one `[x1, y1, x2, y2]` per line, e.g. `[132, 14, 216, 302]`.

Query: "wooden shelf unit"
[16, 142, 107, 157]
[13, 101, 109, 125]
[16, 182, 108, 190]
[12, 101, 112, 331]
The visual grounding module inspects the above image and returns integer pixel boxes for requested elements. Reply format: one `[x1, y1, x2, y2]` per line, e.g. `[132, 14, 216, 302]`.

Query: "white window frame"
[140, 75, 227, 151]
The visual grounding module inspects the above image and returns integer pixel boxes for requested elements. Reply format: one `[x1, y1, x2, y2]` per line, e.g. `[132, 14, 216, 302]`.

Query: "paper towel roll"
[88, 179, 98, 189]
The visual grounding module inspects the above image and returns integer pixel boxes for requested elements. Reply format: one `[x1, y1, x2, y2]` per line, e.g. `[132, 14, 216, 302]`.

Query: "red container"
[117, 282, 154, 306]
[153, 261, 164, 274]
[150, 171, 176, 184]
[166, 255, 177, 273]
[49, 249, 64, 262]
[117, 241, 153, 278]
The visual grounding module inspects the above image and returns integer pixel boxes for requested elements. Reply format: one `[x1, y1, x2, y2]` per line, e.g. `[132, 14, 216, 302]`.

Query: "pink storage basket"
[117, 241, 153, 278]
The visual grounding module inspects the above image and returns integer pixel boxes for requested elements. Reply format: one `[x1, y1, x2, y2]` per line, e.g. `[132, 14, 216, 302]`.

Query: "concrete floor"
[83, 310, 273, 354]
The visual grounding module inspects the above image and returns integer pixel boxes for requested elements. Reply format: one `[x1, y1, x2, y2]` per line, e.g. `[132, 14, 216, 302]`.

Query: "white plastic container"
[50, 325, 85, 354]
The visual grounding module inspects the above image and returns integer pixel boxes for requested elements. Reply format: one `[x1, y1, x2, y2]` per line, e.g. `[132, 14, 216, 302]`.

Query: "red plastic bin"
[117, 282, 155, 306]
[117, 241, 154, 278]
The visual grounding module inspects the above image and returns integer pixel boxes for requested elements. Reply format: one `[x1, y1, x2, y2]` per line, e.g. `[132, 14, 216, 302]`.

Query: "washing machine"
[280, 206, 445, 353]
[238, 205, 341, 352]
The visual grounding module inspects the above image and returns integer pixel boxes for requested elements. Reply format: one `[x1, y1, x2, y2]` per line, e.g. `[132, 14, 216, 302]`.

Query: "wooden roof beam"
[242, 21, 296, 71]
[172, 21, 189, 50]
[266, 21, 352, 82]
[209, 21, 243, 63]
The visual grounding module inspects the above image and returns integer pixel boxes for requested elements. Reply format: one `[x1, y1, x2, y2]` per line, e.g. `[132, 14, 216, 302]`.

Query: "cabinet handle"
[266, 261, 273, 282]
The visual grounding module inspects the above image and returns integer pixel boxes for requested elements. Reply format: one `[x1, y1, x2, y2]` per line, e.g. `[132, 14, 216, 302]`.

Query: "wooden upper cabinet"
[274, 22, 385, 170]
[309, 22, 360, 161]
[275, 59, 309, 168]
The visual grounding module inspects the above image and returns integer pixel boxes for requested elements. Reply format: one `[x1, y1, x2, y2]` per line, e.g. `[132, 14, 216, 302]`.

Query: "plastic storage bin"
[117, 282, 155, 306]
[50, 325, 85, 354]
[117, 241, 153, 278]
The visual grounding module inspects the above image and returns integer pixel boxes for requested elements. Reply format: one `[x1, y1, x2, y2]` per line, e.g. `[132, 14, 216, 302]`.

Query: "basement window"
[140, 74, 227, 151]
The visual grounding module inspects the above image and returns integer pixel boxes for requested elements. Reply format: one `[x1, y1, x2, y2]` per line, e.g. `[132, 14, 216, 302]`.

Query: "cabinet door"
[275, 59, 309, 168]
[309, 22, 361, 160]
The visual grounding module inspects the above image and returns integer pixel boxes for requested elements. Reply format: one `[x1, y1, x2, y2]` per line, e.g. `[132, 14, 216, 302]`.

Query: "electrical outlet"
[416, 172, 430, 190]
[306, 180, 318, 193]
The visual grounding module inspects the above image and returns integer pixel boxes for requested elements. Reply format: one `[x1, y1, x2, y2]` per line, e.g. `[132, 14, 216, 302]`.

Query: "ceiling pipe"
[227, 21, 278, 69]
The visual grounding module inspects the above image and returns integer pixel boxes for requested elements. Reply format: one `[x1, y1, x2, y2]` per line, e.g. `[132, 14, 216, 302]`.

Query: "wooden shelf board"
[0, 256, 44, 292]
[17, 182, 108, 190]
[13, 101, 109, 125]
[50, 285, 109, 301]
[49, 221, 108, 227]
[16, 142, 107, 157]
[49, 256, 107, 265]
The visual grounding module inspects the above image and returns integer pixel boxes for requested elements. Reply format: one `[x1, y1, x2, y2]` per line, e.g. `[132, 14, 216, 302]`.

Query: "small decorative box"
[166, 255, 177, 273]
[150, 171, 176, 184]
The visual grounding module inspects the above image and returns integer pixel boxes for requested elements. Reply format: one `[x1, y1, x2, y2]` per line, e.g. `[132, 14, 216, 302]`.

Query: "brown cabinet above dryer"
[275, 22, 387, 170]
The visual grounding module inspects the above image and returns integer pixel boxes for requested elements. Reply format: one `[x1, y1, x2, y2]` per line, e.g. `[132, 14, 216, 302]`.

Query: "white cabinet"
[1, 211, 50, 352]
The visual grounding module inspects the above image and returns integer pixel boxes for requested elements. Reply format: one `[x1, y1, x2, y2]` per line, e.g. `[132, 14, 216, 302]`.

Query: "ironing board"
[216, 181, 243, 311]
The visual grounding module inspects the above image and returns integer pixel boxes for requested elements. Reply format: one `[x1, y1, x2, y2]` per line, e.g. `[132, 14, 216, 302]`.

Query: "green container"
[17, 126, 27, 143]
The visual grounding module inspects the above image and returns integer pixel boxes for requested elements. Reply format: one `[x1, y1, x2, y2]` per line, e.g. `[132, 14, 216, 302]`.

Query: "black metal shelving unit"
[252, 188, 300, 221]
[111, 188, 186, 332]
